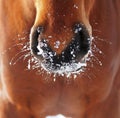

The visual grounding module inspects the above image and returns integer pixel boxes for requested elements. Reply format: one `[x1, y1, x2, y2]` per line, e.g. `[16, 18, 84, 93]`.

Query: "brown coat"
[0, 0, 120, 118]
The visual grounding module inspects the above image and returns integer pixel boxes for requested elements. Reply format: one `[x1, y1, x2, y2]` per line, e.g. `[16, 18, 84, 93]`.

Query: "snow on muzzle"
[30, 23, 91, 73]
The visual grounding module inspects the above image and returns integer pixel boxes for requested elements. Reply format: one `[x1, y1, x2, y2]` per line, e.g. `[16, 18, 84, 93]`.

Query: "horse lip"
[41, 61, 87, 73]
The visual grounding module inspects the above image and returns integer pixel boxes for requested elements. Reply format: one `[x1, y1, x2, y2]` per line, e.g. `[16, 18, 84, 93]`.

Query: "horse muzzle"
[30, 23, 91, 73]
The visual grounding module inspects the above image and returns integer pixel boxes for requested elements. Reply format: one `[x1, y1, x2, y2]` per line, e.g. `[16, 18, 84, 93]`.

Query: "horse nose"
[30, 23, 90, 71]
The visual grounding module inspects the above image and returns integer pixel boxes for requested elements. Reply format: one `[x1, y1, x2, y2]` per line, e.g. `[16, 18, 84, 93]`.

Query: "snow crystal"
[74, 74, 77, 79]
[78, 27, 82, 31]
[63, 26, 67, 29]
[39, 41, 47, 47]
[74, 29, 78, 34]
[53, 78, 56, 82]
[54, 41, 61, 49]
[73, 4, 79, 9]
[37, 27, 43, 33]
[48, 13, 51, 16]
[48, 35, 53, 38]
[72, 54, 76, 58]
[99, 51, 102, 54]
[49, 52, 54, 57]
[95, 22, 98, 25]
[27, 60, 31, 70]
[74, 27, 82, 33]
[66, 73, 71, 78]
[99, 62, 103, 66]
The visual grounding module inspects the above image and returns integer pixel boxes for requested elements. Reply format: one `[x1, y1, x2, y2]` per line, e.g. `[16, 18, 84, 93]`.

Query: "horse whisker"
[10, 51, 30, 65]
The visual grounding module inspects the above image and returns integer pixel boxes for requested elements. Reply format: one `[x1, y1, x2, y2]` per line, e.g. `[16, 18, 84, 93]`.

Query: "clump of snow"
[46, 114, 70, 118]
[63, 26, 67, 29]
[74, 27, 82, 33]
[47, 13, 51, 16]
[48, 35, 53, 38]
[37, 27, 43, 33]
[27, 59, 31, 70]
[73, 4, 79, 9]
[37, 45, 43, 55]
[54, 41, 61, 49]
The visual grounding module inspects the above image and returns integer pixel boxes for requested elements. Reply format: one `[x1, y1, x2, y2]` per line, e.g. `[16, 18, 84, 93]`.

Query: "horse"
[0, 0, 120, 118]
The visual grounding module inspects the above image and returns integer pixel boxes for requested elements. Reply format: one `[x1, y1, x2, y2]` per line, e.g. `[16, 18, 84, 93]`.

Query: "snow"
[46, 114, 71, 118]
[37, 27, 43, 33]
[74, 27, 82, 33]
[54, 40, 61, 49]
[41, 61, 86, 76]
[37, 45, 43, 55]
[27, 59, 31, 70]
[48, 35, 53, 38]
[73, 4, 79, 9]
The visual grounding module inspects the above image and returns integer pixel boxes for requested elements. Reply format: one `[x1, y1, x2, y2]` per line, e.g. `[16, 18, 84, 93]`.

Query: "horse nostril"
[73, 24, 90, 58]
[30, 26, 57, 61]
[30, 26, 44, 55]
[61, 24, 90, 62]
